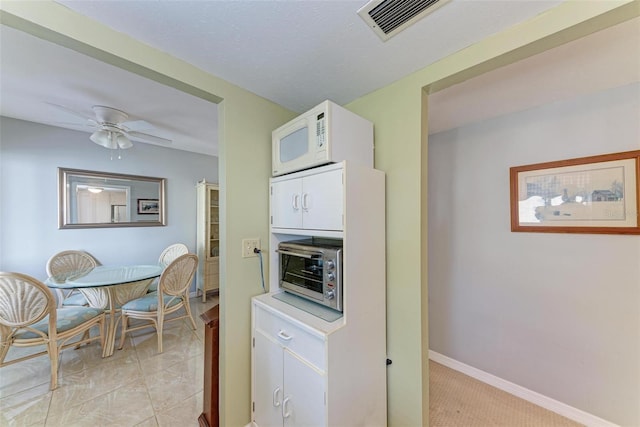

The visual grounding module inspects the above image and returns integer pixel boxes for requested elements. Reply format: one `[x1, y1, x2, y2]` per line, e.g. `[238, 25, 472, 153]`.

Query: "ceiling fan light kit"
[90, 129, 133, 150]
[117, 133, 133, 149]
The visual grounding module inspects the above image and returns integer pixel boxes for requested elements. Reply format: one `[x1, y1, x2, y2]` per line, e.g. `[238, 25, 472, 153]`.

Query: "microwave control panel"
[316, 112, 326, 148]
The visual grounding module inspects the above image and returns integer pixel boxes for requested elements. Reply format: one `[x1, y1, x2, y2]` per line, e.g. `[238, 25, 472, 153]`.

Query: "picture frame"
[510, 150, 640, 234]
[137, 199, 159, 215]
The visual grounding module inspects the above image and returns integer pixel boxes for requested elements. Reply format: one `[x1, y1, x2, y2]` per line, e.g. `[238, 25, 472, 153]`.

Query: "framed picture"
[137, 199, 159, 215]
[510, 150, 640, 234]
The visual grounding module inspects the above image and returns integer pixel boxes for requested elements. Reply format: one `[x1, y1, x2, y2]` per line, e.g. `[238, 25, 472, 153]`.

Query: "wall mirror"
[58, 167, 166, 229]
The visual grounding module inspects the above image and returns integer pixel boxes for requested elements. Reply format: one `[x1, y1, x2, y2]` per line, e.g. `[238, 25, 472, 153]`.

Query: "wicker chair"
[0, 272, 105, 390]
[147, 243, 189, 293]
[46, 250, 99, 307]
[118, 253, 198, 353]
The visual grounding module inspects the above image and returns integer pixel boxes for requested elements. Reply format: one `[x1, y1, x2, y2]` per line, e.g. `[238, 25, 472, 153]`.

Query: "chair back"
[46, 250, 98, 282]
[158, 243, 189, 268]
[158, 254, 198, 297]
[0, 272, 54, 335]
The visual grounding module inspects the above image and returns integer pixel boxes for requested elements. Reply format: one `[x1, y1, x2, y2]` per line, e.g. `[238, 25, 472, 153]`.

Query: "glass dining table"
[45, 264, 163, 357]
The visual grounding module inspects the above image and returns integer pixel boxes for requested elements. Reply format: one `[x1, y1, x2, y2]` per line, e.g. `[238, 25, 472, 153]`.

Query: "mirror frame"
[58, 167, 166, 229]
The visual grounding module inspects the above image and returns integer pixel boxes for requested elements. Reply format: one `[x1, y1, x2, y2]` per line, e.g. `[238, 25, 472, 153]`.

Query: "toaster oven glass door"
[280, 252, 324, 295]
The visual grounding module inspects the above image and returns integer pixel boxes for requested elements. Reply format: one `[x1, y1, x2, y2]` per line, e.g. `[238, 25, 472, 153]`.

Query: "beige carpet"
[429, 360, 584, 427]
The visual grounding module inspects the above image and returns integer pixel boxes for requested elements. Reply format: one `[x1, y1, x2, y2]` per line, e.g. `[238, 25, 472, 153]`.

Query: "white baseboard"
[428, 350, 619, 427]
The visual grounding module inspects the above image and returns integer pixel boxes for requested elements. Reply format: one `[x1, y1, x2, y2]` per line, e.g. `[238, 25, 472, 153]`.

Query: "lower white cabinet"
[252, 302, 326, 427]
[253, 331, 326, 427]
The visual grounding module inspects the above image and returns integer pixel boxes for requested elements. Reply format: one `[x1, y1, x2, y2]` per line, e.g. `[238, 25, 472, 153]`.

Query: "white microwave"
[272, 100, 373, 176]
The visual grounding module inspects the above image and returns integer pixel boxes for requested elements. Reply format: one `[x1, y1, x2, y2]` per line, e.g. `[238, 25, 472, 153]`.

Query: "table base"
[79, 278, 155, 357]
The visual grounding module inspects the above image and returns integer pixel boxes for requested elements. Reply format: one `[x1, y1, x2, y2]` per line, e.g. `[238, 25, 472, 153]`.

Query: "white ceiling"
[429, 16, 640, 134]
[0, 26, 220, 156]
[1, 0, 569, 155]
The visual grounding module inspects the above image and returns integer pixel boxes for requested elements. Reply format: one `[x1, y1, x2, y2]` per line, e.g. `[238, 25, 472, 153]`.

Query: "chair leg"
[0, 339, 10, 365]
[118, 314, 128, 350]
[157, 315, 164, 354]
[184, 299, 197, 330]
[48, 340, 59, 390]
[74, 330, 91, 349]
[98, 318, 106, 354]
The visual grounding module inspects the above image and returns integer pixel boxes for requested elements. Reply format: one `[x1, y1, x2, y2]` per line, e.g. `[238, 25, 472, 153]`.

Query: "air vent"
[358, 0, 450, 41]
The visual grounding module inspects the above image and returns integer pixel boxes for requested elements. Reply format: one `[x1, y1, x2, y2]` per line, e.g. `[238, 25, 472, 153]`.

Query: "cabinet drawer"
[255, 305, 325, 370]
[205, 258, 219, 275]
[203, 259, 219, 291]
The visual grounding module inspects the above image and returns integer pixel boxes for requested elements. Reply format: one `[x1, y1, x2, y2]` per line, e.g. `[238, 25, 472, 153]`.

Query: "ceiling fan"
[48, 103, 172, 150]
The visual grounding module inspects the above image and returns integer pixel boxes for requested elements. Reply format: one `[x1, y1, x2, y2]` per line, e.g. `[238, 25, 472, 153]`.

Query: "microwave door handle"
[275, 249, 320, 259]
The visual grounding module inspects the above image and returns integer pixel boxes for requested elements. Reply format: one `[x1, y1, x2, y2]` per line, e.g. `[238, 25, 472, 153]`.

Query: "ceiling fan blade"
[47, 120, 97, 128]
[50, 119, 99, 129]
[121, 120, 154, 132]
[46, 102, 94, 121]
[43, 120, 98, 135]
[128, 130, 172, 145]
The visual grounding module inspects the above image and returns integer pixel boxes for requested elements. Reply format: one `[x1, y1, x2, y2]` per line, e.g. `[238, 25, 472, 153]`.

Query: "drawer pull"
[282, 396, 291, 418]
[277, 330, 293, 341]
[273, 387, 281, 407]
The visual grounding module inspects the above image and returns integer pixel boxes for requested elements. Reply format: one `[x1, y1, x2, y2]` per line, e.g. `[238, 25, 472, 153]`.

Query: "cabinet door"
[271, 179, 303, 229]
[301, 169, 343, 231]
[282, 349, 326, 427]
[253, 331, 284, 427]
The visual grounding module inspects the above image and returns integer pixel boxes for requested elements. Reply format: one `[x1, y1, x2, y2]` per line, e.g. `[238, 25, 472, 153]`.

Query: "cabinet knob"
[273, 387, 281, 407]
[282, 396, 292, 418]
[277, 330, 293, 341]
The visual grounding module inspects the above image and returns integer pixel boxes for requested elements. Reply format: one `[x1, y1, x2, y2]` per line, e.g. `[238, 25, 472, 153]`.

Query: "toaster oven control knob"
[326, 260, 335, 270]
[325, 289, 335, 300]
[327, 272, 336, 281]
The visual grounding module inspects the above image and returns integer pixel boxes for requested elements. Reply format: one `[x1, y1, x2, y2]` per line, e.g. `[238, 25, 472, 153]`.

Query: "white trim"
[428, 350, 619, 427]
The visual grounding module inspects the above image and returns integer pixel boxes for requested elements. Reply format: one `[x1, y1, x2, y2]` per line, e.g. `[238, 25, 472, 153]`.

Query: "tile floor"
[0, 296, 219, 427]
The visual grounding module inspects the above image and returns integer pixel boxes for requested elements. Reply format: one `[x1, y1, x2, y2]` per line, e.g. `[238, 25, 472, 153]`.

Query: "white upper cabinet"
[271, 166, 343, 232]
[271, 178, 303, 229]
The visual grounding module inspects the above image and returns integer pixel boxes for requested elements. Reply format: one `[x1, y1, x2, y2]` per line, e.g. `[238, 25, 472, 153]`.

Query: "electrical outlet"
[242, 238, 261, 258]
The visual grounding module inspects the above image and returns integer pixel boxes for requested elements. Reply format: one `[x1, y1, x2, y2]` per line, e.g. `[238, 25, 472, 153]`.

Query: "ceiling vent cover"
[358, 0, 450, 41]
